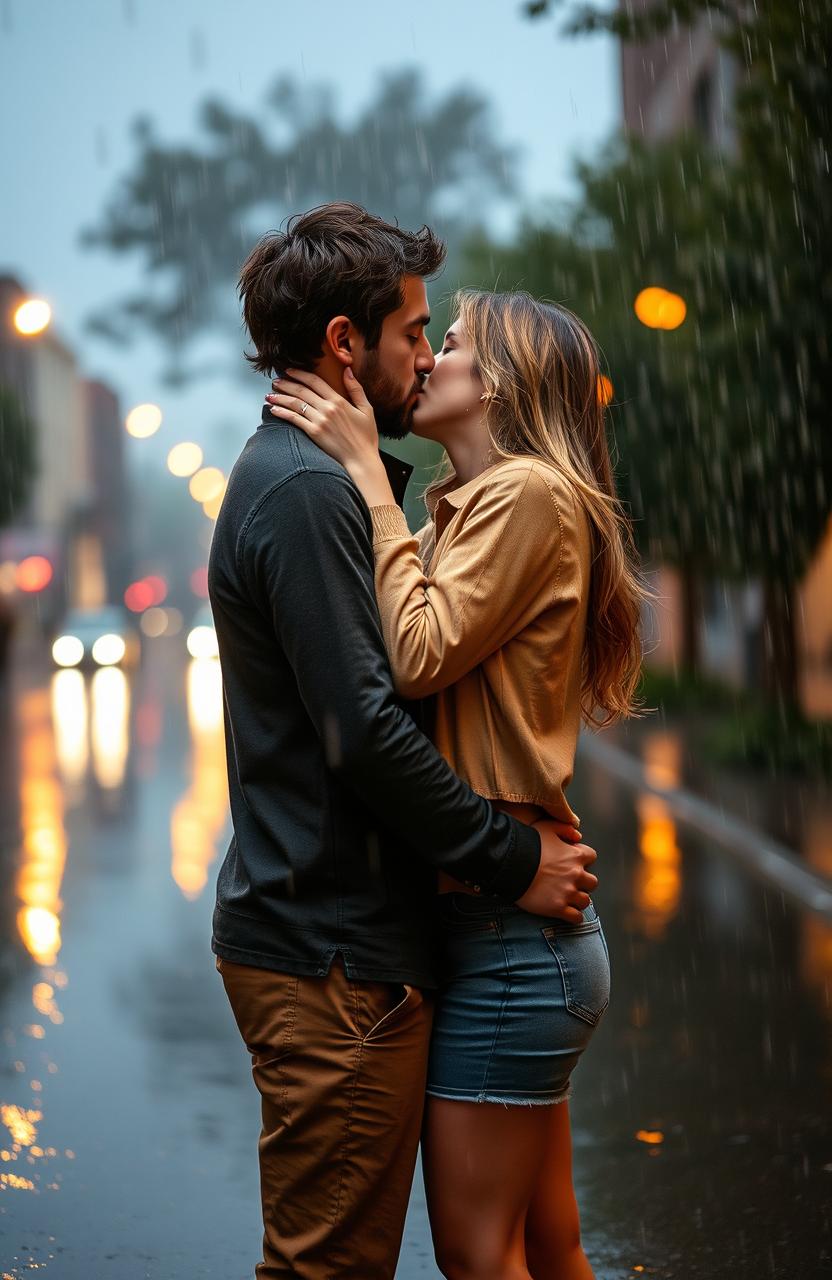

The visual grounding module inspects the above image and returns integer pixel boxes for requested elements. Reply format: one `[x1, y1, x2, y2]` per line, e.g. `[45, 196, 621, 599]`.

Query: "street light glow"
[167, 442, 204, 477]
[634, 287, 687, 331]
[143, 575, 168, 606]
[187, 625, 219, 660]
[91, 634, 126, 666]
[202, 482, 227, 520]
[140, 607, 169, 638]
[125, 403, 163, 438]
[52, 636, 84, 668]
[189, 467, 225, 504]
[13, 298, 52, 336]
[124, 580, 154, 612]
[16, 556, 53, 593]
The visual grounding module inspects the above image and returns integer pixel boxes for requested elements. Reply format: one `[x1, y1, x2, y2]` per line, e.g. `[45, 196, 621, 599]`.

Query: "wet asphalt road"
[0, 641, 829, 1279]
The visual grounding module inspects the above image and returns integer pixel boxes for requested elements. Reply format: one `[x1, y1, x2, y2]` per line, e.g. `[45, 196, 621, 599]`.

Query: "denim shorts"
[426, 892, 611, 1106]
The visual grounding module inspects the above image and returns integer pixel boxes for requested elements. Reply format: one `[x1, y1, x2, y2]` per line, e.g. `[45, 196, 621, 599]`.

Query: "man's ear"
[324, 315, 359, 368]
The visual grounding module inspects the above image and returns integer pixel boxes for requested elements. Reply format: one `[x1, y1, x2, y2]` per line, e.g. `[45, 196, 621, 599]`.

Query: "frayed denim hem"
[425, 1086, 572, 1108]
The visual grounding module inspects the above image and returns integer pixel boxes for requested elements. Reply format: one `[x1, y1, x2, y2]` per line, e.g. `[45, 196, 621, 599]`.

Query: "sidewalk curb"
[578, 734, 832, 921]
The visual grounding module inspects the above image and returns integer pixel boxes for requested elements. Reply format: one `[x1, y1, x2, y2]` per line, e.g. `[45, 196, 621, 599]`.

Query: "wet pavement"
[0, 642, 829, 1279]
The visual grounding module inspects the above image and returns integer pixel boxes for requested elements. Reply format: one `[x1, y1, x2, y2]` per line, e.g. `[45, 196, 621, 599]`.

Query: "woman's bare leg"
[523, 1101, 594, 1280]
[422, 1094, 549, 1280]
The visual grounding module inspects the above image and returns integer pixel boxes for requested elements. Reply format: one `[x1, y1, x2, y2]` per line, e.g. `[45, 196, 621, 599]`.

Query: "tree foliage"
[466, 141, 721, 566]
[525, 0, 742, 40]
[81, 69, 516, 383]
[515, 1, 832, 585]
[511, 0, 831, 700]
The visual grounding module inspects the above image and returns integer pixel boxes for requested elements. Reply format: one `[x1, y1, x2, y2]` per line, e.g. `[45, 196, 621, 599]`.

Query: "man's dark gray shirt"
[208, 407, 541, 988]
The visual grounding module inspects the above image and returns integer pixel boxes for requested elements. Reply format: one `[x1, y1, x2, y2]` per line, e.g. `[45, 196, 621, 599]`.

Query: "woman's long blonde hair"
[427, 289, 650, 727]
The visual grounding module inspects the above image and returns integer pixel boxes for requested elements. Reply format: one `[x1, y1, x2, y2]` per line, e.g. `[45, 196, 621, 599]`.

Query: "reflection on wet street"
[0, 645, 829, 1278]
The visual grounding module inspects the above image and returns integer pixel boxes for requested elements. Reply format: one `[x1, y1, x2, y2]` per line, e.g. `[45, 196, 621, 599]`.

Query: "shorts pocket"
[542, 922, 611, 1027]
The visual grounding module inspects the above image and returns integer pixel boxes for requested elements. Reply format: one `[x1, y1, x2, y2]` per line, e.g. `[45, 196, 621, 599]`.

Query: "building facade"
[0, 274, 131, 634]
[621, 2, 737, 150]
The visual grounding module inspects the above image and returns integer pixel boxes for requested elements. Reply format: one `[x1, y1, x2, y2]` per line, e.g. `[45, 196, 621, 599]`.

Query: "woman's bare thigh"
[422, 1095, 550, 1276]
[524, 1101, 592, 1277]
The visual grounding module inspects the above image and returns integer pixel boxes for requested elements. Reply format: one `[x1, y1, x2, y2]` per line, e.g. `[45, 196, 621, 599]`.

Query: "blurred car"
[51, 605, 140, 670]
[186, 604, 219, 660]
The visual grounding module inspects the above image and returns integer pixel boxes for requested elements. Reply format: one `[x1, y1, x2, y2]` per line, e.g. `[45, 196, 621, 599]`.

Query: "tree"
[515, 0, 832, 705]
[81, 69, 517, 386]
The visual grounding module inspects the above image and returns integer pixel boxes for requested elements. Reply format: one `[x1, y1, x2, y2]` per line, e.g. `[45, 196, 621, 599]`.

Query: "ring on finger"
[300, 401, 310, 417]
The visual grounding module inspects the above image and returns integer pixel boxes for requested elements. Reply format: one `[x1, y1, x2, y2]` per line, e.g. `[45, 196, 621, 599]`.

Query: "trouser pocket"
[362, 983, 423, 1042]
[349, 970, 425, 1042]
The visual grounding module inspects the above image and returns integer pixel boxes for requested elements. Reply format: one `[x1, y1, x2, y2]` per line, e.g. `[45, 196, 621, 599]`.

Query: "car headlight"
[92, 634, 126, 666]
[186, 625, 218, 660]
[52, 635, 84, 667]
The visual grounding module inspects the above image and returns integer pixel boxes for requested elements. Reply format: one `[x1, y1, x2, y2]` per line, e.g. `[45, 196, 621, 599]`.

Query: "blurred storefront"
[0, 275, 132, 649]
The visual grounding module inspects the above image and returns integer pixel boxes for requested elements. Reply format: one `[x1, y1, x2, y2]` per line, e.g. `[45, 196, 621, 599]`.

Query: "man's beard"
[357, 349, 420, 441]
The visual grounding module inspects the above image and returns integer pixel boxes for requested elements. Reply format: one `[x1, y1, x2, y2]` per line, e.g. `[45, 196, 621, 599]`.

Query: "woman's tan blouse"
[369, 457, 591, 826]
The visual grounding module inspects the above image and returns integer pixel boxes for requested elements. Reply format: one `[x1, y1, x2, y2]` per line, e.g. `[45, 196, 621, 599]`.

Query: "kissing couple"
[209, 201, 646, 1279]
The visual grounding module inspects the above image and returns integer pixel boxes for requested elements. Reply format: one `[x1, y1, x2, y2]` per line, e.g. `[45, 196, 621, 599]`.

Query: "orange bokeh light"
[16, 557, 53, 593]
[634, 287, 687, 331]
[190, 567, 209, 598]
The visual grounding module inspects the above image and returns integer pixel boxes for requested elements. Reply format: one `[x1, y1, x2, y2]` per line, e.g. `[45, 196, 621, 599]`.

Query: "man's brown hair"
[238, 202, 446, 375]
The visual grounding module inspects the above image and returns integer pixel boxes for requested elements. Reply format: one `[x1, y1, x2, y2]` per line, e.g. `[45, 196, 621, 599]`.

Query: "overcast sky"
[0, 0, 617, 470]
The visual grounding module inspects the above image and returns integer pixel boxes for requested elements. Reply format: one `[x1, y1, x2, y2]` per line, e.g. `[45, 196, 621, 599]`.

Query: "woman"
[266, 290, 648, 1280]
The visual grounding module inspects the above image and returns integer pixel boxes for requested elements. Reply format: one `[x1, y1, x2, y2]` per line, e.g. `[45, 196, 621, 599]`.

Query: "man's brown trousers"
[217, 953, 435, 1278]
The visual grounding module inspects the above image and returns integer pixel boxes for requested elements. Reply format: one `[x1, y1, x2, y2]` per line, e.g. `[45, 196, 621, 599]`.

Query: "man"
[209, 201, 598, 1279]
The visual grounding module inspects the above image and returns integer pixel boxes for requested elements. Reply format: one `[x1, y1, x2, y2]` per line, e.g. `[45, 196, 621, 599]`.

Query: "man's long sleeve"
[240, 467, 540, 901]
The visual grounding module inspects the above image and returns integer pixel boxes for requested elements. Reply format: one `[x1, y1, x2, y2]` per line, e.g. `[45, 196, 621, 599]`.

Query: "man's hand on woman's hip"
[516, 819, 598, 923]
